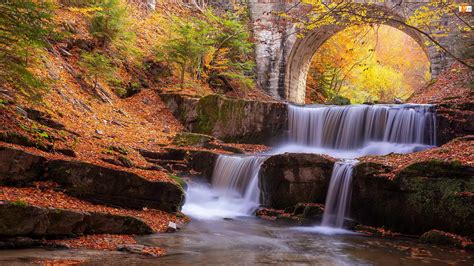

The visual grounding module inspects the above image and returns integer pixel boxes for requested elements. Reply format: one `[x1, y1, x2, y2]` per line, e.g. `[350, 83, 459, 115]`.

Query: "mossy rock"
[420, 230, 470, 249]
[168, 174, 187, 190]
[399, 160, 473, 179]
[352, 160, 474, 238]
[0, 131, 51, 152]
[172, 132, 214, 147]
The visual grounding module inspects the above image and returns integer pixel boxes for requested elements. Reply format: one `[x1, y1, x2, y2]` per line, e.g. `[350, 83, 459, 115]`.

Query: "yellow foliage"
[309, 25, 430, 103]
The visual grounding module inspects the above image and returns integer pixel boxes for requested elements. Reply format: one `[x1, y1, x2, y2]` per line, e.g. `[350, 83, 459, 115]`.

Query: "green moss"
[400, 160, 472, 179]
[108, 145, 128, 155]
[10, 200, 28, 207]
[194, 95, 247, 140]
[168, 174, 187, 190]
[173, 132, 213, 147]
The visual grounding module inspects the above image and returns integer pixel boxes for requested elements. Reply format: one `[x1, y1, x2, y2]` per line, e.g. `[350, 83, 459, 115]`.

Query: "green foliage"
[168, 174, 187, 190]
[0, 0, 54, 100]
[329, 95, 351, 105]
[11, 200, 28, 207]
[59, 0, 95, 7]
[78, 51, 116, 88]
[89, 0, 128, 46]
[157, 16, 213, 88]
[156, 7, 255, 90]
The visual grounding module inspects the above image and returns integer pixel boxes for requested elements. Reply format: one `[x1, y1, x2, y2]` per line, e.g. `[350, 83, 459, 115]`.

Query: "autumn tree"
[78, 51, 116, 90]
[0, 0, 54, 100]
[156, 6, 254, 90]
[308, 25, 430, 104]
[287, 0, 472, 69]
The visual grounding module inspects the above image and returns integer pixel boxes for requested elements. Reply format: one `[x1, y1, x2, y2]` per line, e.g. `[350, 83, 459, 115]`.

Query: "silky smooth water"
[187, 104, 436, 223]
[321, 160, 358, 228]
[2, 217, 472, 265]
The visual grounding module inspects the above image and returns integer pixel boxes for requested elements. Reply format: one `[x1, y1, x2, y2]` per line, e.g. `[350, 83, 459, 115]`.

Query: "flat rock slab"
[0, 202, 152, 237]
[47, 160, 184, 212]
[0, 145, 184, 212]
[0, 146, 46, 185]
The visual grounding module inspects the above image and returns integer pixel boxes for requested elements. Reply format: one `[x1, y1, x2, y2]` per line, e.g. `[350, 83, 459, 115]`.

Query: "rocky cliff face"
[159, 93, 288, 144]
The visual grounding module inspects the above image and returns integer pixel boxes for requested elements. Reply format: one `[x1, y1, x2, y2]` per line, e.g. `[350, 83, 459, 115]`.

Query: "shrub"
[78, 51, 116, 89]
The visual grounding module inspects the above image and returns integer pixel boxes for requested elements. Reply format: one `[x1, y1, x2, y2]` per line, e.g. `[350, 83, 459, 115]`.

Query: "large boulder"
[47, 160, 184, 212]
[0, 202, 152, 237]
[160, 93, 288, 144]
[259, 153, 335, 209]
[0, 146, 46, 185]
[352, 160, 474, 238]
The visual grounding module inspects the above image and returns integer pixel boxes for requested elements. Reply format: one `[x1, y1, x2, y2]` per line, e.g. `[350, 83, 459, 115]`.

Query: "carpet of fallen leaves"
[360, 136, 473, 179]
[410, 62, 473, 105]
[355, 225, 401, 238]
[32, 258, 86, 265]
[0, 182, 188, 233]
[48, 234, 136, 251]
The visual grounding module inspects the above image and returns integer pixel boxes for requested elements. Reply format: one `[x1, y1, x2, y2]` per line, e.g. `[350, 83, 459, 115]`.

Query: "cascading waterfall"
[321, 160, 357, 228]
[211, 155, 268, 214]
[288, 104, 436, 228]
[186, 103, 436, 225]
[288, 104, 436, 149]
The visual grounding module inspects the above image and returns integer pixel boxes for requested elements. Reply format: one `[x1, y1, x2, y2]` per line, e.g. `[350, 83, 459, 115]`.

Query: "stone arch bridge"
[248, 0, 464, 103]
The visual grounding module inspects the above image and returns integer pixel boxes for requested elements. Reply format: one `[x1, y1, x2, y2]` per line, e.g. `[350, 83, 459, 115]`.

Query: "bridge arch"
[284, 10, 438, 103]
[249, 1, 455, 103]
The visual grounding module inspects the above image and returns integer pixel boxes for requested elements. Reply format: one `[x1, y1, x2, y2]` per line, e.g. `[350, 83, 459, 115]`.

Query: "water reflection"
[0, 217, 472, 265]
[137, 217, 473, 265]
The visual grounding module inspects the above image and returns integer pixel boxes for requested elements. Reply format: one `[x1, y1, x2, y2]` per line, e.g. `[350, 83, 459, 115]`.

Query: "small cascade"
[212, 154, 268, 210]
[321, 160, 357, 228]
[288, 104, 436, 149]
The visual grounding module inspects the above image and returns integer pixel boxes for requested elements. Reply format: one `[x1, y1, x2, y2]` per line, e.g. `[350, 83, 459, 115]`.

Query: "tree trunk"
[180, 62, 186, 89]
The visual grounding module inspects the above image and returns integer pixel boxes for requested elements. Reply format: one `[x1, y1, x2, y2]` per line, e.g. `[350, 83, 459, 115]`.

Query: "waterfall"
[287, 104, 437, 229]
[211, 154, 267, 214]
[288, 104, 436, 149]
[321, 160, 357, 228]
[184, 103, 437, 223]
[182, 154, 267, 218]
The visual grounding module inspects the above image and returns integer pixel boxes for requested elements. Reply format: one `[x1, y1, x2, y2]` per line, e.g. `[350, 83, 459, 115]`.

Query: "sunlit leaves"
[308, 25, 430, 104]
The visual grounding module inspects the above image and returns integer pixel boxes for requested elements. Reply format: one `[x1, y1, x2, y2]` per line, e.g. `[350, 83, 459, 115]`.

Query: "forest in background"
[306, 25, 431, 104]
[0, 0, 259, 104]
[2, 0, 471, 106]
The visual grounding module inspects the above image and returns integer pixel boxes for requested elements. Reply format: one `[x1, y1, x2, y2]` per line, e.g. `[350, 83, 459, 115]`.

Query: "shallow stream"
[1, 214, 472, 265]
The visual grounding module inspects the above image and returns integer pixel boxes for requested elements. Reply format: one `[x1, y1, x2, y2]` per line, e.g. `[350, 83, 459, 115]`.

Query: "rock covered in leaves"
[259, 153, 335, 209]
[351, 160, 474, 238]
[420, 230, 473, 250]
[0, 202, 152, 237]
[0, 145, 185, 213]
[47, 160, 184, 212]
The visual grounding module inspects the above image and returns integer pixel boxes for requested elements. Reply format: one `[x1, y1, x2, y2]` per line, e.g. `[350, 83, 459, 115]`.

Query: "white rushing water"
[321, 160, 358, 228]
[184, 104, 437, 226]
[183, 155, 267, 219]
